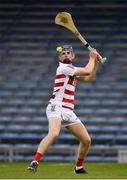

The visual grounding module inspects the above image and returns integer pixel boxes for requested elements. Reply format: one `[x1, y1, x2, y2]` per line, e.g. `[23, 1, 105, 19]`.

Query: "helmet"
[56, 45, 75, 59]
[61, 45, 73, 51]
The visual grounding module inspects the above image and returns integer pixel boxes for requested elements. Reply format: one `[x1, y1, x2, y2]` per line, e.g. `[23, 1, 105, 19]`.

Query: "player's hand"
[89, 49, 101, 63]
[96, 53, 101, 63]
[89, 49, 98, 59]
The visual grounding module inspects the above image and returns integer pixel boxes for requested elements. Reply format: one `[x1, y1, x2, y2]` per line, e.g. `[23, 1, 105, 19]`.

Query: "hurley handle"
[87, 45, 107, 64]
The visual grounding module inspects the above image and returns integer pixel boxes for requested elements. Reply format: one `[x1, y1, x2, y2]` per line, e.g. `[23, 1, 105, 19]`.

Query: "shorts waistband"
[48, 102, 74, 111]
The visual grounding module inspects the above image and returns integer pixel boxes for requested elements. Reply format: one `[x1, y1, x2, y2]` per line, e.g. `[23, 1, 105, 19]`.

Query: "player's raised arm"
[82, 59, 99, 82]
[74, 49, 99, 80]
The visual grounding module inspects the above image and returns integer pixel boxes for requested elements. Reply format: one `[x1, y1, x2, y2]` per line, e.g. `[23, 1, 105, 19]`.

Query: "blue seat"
[1, 108, 17, 113]
[87, 117, 107, 123]
[106, 92, 124, 98]
[115, 135, 127, 142]
[113, 109, 127, 114]
[91, 134, 115, 142]
[13, 116, 31, 123]
[86, 156, 104, 162]
[87, 126, 101, 132]
[19, 108, 39, 113]
[111, 144, 127, 149]
[0, 116, 12, 123]
[0, 133, 20, 139]
[31, 92, 49, 97]
[59, 134, 76, 141]
[44, 156, 65, 162]
[94, 109, 112, 114]
[14, 144, 37, 150]
[0, 76, 6, 81]
[0, 83, 18, 88]
[100, 126, 119, 133]
[0, 91, 13, 96]
[14, 92, 31, 97]
[119, 127, 127, 133]
[103, 156, 117, 162]
[99, 77, 116, 82]
[89, 92, 106, 97]
[6, 125, 25, 132]
[25, 125, 46, 132]
[109, 117, 126, 124]
[6, 100, 24, 105]
[77, 100, 100, 106]
[19, 133, 44, 140]
[77, 109, 94, 114]
[92, 144, 110, 150]
[31, 116, 47, 123]
[0, 155, 8, 161]
[13, 155, 25, 161]
[101, 100, 119, 106]
[119, 101, 127, 106]
[0, 100, 6, 105]
[0, 144, 12, 152]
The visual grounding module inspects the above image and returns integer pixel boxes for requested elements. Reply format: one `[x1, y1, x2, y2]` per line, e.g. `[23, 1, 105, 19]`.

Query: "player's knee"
[86, 136, 91, 146]
[53, 131, 59, 138]
[49, 131, 59, 139]
[82, 136, 91, 147]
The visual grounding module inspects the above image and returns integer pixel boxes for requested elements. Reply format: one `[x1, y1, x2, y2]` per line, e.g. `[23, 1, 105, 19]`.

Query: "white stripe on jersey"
[65, 84, 75, 92]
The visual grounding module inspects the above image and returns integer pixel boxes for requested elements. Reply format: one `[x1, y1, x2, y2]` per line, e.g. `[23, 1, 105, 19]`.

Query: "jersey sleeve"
[60, 64, 77, 76]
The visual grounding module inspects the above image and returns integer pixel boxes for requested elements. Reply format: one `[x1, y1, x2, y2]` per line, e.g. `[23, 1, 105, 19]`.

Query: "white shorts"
[46, 104, 81, 127]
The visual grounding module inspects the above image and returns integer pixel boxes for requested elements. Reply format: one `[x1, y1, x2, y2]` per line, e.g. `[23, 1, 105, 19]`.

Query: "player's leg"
[66, 122, 91, 174]
[37, 117, 61, 154]
[27, 116, 61, 172]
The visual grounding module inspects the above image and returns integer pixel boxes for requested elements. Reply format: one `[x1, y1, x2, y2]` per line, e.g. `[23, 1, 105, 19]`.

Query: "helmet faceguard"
[56, 45, 75, 60]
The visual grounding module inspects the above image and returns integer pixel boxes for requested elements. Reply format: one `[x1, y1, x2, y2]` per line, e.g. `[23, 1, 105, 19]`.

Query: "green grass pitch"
[0, 162, 127, 179]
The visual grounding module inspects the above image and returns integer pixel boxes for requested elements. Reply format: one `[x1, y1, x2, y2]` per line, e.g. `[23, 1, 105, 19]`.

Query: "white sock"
[76, 166, 83, 170]
[32, 160, 39, 164]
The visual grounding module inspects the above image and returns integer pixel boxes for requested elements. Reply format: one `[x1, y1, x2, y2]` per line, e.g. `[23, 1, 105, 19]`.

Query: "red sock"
[33, 152, 42, 162]
[76, 158, 84, 167]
